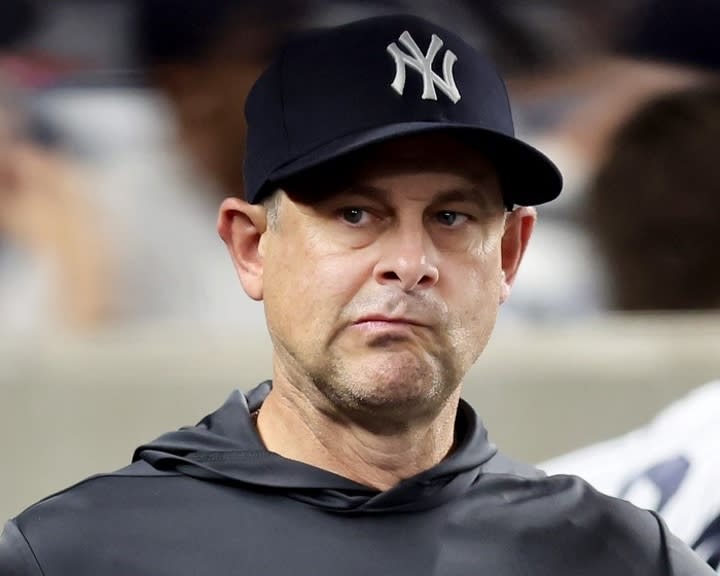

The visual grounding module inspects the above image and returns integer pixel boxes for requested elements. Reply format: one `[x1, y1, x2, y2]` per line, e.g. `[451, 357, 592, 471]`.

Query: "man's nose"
[372, 225, 440, 292]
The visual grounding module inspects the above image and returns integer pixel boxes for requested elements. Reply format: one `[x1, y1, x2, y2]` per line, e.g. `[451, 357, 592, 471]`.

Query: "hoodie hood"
[134, 382, 507, 514]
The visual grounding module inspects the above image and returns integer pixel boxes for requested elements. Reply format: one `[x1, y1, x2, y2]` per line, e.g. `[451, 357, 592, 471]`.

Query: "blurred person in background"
[542, 82, 720, 571]
[136, 0, 307, 199]
[0, 0, 111, 331]
[0, 101, 111, 331]
[588, 82, 720, 311]
[0, 0, 302, 330]
[503, 0, 720, 320]
[510, 0, 720, 196]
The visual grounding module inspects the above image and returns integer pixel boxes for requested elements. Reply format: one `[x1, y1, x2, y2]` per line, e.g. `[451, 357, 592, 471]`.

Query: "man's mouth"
[353, 315, 428, 327]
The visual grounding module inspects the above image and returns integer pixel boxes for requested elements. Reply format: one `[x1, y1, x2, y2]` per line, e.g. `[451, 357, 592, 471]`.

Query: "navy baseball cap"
[244, 14, 562, 207]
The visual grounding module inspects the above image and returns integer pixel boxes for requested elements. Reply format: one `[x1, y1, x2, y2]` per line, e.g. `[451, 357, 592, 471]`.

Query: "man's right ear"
[217, 197, 268, 301]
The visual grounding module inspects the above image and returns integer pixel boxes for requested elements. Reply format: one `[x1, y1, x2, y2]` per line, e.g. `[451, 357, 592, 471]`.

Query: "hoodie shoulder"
[544, 475, 715, 574]
[15, 459, 181, 523]
[463, 466, 714, 575]
[16, 459, 178, 519]
[481, 449, 546, 479]
[8, 461, 191, 575]
[0, 520, 43, 576]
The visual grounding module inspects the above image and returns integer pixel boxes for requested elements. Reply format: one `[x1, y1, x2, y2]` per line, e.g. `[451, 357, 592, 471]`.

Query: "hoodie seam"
[17, 472, 184, 517]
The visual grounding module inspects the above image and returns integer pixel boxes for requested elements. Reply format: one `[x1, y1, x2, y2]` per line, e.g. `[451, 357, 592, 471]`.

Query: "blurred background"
[1, 0, 720, 523]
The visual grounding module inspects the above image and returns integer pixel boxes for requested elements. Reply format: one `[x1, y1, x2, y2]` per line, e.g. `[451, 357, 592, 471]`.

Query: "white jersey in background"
[541, 380, 720, 571]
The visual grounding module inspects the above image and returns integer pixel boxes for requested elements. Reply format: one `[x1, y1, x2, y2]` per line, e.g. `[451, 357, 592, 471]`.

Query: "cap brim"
[267, 122, 562, 207]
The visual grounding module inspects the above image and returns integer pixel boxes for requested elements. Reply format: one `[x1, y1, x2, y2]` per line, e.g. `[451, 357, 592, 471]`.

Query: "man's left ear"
[499, 206, 536, 304]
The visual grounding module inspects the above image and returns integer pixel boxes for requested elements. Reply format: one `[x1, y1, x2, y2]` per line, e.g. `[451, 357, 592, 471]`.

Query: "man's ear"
[499, 206, 536, 304]
[217, 197, 269, 301]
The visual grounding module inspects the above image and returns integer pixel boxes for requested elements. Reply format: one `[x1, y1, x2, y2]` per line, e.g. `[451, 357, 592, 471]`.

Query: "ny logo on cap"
[387, 30, 461, 103]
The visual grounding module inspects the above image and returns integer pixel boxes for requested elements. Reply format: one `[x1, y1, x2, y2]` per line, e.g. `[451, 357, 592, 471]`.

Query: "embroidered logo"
[386, 30, 461, 103]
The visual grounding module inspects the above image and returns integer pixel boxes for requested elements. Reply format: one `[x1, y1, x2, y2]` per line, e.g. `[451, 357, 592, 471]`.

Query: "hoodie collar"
[134, 381, 498, 513]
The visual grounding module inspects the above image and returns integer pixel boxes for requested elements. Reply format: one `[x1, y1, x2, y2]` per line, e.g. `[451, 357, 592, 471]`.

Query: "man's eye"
[340, 208, 368, 224]
[436, 211, 468, 227]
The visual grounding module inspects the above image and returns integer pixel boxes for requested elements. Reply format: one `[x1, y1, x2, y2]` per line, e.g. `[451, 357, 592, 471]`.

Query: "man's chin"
[341, 354, 448, 411]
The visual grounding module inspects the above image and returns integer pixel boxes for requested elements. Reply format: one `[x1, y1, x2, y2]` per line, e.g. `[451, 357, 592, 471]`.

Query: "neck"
[255, 377, 460, 491]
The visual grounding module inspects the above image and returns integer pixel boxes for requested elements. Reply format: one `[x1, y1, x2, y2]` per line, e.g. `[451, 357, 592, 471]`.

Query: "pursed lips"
[353, 315, 429, 327]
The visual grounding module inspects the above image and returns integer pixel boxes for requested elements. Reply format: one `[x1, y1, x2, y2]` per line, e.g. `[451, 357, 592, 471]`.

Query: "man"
[0, 14, 712, 575]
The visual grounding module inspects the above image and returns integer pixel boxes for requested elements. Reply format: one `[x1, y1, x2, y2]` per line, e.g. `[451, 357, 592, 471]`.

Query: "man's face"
[255, 135, 517, 423]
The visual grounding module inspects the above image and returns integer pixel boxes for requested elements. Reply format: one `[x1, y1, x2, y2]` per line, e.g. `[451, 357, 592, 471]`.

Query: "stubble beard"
[305, 337, 465, 431]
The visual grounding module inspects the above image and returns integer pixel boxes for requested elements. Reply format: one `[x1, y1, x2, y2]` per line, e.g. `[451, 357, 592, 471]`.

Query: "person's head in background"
[587, 82, 720, 311]
[508, 0, 720, 200]
[136, 0, 307, 199]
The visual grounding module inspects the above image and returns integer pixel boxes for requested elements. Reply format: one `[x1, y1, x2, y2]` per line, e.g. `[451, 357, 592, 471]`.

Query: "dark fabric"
[1, 382, 713, 575]
[619, 0, 720, 71]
